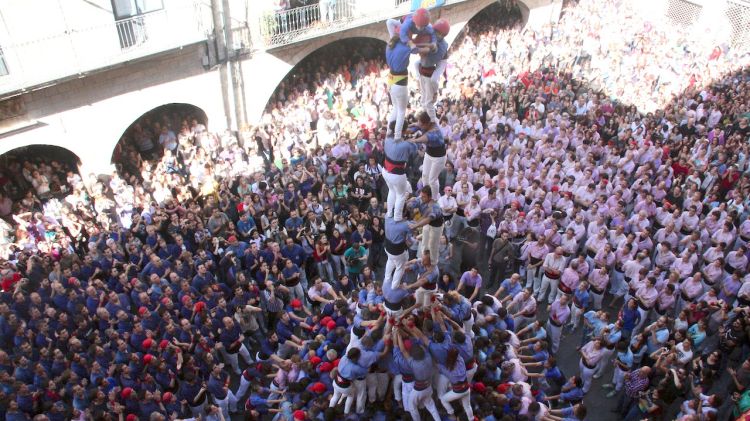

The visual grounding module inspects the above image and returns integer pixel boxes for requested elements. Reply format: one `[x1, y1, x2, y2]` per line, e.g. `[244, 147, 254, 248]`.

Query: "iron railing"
[0, 1, 213, 96]
[257, 0, 466, 49]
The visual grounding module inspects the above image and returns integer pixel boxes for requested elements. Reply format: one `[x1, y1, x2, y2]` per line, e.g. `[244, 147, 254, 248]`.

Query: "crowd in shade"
[0, 0, 750, 420]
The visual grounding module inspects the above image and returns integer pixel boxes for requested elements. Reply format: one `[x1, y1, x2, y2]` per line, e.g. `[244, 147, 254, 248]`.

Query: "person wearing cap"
[399, 8, 436, 48]
[409, 185, 444, 265]
[384, 213, 413, 289]
[383, 121, 417, 223]
[412, 18, 450, 122]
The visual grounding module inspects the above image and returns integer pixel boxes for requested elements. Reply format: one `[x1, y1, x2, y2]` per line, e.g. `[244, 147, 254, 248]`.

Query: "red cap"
[433, 18, 450, 36]
[126, 415, 137, 421]
[319, 362, 333, 372]
[67, 277, 78, 285]
[142, 338, 153, 349]
[413, 8, 430, 27]
[293, 410, 306, 420]
[160, 297, 171, 305]
[159, 339, 169, 350]
[228, 235, 237, 243]
[121, 387, 133, 399]
[143, 354, 154, 364]
[311, 382, 326, 394]
[181, 295, 191, 305]
[403, 339, 413, 352]
[332, 358, 341, 368]
[162, 392, 174, 403]
[473, 382, 486, 393]
[320, 316, 333, 326]
[290, 299, 302, 309]
[310, 356, 322, 366]
[518, 212, 525, 217]
[496, 383, 511, 394]
[511, 200, 520, 208]
[138, 307, 148, 316]
[194, 301, 206, 312]
[551, 185, 559, 192]
[326, 321, 337, 331]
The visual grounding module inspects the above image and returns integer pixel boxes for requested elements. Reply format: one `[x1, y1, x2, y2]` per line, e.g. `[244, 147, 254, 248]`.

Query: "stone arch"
[243, 30, 389, 123]
[0, 144, 82, 200]
[262, 36, 388, 115]
[110, 103, 208, 177]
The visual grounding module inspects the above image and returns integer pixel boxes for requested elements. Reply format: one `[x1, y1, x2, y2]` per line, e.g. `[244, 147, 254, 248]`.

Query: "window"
[0, 47, 8, 76]
[111, 0, 164, 20]
[112, 0, 163, 49]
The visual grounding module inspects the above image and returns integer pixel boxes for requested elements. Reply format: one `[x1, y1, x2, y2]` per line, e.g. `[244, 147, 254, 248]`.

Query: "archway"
[448, 0, 523, 51]
[0, 144, 82, 206]
[263, 37, 387, 118]
[111, 103, 208, 179]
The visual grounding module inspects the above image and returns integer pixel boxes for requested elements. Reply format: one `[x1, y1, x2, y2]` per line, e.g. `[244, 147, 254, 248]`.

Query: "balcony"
[256, 0, 467, 50]
[0, 1, 213, 97]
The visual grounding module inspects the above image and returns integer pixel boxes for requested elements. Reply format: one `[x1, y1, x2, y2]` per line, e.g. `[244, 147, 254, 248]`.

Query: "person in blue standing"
[394, 327, 442, 421]
[385, 14, 432, 143]
[384, 211, 413, 290]
[383, 121, 418, 222]
[410, 112, 447, 216]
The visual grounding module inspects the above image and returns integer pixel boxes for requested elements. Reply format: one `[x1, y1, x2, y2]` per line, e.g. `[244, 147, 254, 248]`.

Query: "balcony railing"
[257, 0, 466, 49]
[0, 1, 213, 97]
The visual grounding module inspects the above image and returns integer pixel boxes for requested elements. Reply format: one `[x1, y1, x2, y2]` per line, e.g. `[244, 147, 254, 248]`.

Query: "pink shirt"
[636, 285, 658, 308]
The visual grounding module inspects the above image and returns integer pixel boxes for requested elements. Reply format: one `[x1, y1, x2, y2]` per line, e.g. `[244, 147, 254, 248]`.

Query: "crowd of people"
[1, 0, 750, 420]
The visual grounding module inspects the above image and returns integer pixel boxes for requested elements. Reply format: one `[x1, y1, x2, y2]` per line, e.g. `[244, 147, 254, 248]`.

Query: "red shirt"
[671, 162, 690, 178]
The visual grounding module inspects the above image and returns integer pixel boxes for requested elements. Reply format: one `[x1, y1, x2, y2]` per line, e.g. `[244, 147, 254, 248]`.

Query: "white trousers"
[526, 265, 541, 289]
[418, 74, 438, 122]
[538, 275, 559, 303]
[394, 375, 405, 404]
[421, 154, 446, 202]
[222, 344, 253, 374]
[463, 314, 475, 340]
[570, 304, 585, 329]
[329, 381, 356, 410]
[214, 391, 238, 419]
[385, 248, 409, 289]
[547, 321, 563, 354]
[389, 84, 408, 139]
[366, 372, 389, 403]
[579, 360, 596, 393]
[382, 171, 411, 222]
[407, 385, 441, 421]
[345, 378, 367, 414]
[590, 290, 604, 310]
[419, 223, 443, 264]
[595, 347, 615, 377]
[439, 388, 473, 419]
[235, 375, 252, 401]
[415, 286, 437, 308]
[613, 366, 627, 391]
